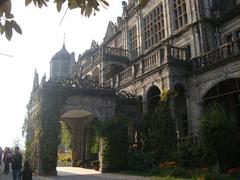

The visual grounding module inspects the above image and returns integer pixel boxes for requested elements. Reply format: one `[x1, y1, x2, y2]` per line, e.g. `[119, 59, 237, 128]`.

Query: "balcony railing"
[166, 44, 189, 61]
[103, 47, 128, 57]
[119, 67, 133, 85]
[82, 46, 129, 72]
[142, 51, 160, 73]
[191, 38, 240, 72]
[110, 45, 188, 87]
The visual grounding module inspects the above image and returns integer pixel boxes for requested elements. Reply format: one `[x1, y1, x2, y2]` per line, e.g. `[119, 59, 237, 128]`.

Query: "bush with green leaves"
[200, 103, 240, 171]
[89, 115, 130, 171]
[176, 137, 203, 168]
[127, 149, 155, 171]
[141, 92, 176, 165]
[101, 115, 130, 171]
[59, 121, 72, 151]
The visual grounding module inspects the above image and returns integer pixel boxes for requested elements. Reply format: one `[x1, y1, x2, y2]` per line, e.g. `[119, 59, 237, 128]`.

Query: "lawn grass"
[119, 168, 239, 180]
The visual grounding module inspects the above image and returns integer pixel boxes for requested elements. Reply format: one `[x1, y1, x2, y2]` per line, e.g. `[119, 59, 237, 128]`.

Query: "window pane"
[144, 3, 165, 50]
[173, 0, 188, 30]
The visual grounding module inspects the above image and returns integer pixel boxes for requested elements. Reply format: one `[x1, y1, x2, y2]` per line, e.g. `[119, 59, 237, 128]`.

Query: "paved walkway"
[0, 165, 150, 180]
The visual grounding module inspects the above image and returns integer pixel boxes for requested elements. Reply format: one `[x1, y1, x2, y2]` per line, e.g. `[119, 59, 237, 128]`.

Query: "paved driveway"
[0, 166, 150, 180]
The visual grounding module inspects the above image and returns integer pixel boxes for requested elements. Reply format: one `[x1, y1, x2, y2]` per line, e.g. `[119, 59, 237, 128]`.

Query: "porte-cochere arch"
[60, 109, 100, 167]
[26, 76, 138, 175]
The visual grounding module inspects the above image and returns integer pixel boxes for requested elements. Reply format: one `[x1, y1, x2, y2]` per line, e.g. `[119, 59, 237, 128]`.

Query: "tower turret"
[50, 44, 75, 81]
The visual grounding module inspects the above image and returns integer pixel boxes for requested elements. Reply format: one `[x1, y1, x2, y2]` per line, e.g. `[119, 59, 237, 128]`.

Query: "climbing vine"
[24, 96, 42, 172]
[141, 90, 176, 163]
[90, 115, 130, 171]
[25, 87, 65, 175]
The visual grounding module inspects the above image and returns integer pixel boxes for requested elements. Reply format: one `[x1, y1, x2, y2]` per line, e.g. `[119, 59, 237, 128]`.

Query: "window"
[186, 45, 191, 59]
[173, 0, 188, 30]
[144, 3, 165, 50]
[236, 30, 240, 39]
[225, 34, 232, 43]
[154, 5, 165, 45]
[235, 30, 240, 51]
[224, 34, 233, 56]
[129, 26, 138, 58]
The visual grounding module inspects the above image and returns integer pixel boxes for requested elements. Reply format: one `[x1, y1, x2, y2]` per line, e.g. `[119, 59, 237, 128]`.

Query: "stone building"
[27, 0, 240, 175]
[62, 0, 239, 137]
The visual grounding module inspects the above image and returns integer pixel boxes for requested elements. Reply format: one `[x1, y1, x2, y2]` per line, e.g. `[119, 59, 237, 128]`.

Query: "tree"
[200, 103, 240, 171]
[142, 91, 176, 163]
[0, 0, 22, 40]
[60, 121, 71, 151]
[0, 0, 149, 40]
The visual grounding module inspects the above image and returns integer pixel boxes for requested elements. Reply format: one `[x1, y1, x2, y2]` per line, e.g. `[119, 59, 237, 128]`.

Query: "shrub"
[160, 161, 177, 169]
[227, 167, 240, 175]
[200, 103, 240, 171]
[58, 152, 72, 162]
[127, 149, 154, 171]
[101, 115, 130, 171]
[91, 160, 100, 171]
[141, 92, 176, 164]
[176, 137, 203, 168]
[76, 160, 88, 167]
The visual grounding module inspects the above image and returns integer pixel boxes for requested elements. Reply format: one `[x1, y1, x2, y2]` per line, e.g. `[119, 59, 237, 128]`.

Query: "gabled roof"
[103, 21, 117, 42]
[90, 40, 99, 49]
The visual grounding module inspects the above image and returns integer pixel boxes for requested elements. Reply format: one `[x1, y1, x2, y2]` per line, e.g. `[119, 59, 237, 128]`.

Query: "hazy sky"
[0, 0, 123, 148]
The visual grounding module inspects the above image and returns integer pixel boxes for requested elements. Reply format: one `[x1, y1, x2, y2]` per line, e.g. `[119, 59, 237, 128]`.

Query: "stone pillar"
[80, 126, 86, 162]
[85, 129, 90, 162]
[71, 125, 81, 167]
[66, 119, 85, 167]
[37, 89, 61, 176]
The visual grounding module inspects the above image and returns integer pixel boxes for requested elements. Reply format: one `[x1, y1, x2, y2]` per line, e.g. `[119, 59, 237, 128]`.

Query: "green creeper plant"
[200, 103, 239, 171]
[141, 89, 176, 165]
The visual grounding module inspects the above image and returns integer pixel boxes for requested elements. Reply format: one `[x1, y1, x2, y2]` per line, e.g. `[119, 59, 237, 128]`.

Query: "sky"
[0, 0, 123, 149]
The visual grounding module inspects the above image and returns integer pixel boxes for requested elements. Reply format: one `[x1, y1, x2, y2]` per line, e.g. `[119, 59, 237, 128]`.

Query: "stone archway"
[146, 85, 161, 113]
[203, 78, 240, 127]
[26, 77, 139, 175]
[61, 109, 98, 167]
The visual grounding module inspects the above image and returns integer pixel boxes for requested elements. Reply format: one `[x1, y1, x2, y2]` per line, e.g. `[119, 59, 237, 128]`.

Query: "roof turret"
[52, 44, 71, 60]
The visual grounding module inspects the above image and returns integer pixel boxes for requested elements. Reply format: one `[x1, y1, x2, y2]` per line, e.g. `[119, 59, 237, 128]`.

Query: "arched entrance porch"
[61, 109, 99, 167]
[26, 77, 139, 175]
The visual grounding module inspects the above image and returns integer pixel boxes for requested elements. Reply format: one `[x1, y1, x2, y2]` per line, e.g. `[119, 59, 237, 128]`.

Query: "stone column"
[70, 120, 82, 167]
[85, 128, 90, 162]
[80, 126, 86, 162]
[66, 119, 85, 167]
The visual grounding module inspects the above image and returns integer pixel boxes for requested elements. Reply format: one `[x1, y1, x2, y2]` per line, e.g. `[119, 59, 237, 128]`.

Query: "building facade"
[51, 0, 240, 137]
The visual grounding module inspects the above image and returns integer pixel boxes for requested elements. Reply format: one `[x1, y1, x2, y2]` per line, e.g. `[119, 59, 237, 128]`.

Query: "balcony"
[105, 45, 189, 88]
[190, 39, 240, 72]
[103, 47, 128, 59]
[81, 46, 129, 73]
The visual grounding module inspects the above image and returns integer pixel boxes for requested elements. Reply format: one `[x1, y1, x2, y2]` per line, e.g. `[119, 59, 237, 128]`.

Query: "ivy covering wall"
[25, 87, 64, 175]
